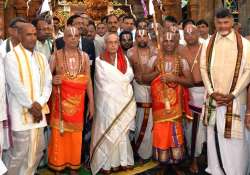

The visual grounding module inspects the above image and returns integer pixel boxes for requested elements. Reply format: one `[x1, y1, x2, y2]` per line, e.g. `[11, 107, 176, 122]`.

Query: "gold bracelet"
[245, 113, 250, 116]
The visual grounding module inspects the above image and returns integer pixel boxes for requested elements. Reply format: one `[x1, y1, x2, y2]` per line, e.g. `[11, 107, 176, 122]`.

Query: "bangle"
[246, 113, 250, 116]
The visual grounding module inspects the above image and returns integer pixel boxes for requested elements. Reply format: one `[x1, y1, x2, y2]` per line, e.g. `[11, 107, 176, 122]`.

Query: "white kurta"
[0, 50, 6, 162]
[35, 40, 52, 61]
[0, 39, 10, 153]
[200, 31, 250, 175]
[90, 56, 136, 175]
[0, 52, 6, 123]
[0, 39, 13, 60]
[5, 44, 52, 131]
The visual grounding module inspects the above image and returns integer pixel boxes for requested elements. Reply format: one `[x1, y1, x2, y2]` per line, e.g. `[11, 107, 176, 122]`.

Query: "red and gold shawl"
[151, 56, 191, 123]
[50, 75, 89, 132]
[100, 47, 127, 74]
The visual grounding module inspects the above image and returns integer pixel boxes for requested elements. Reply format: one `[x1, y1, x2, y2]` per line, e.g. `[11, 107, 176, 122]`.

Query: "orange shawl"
[50, 75, 89, 132]
[151, 57, 191, 123]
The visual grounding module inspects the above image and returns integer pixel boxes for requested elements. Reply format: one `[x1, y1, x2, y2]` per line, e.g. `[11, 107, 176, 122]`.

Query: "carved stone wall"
[238, 0, 250, 35]
[1, 0, 250, 35]
[162, 0, 182, 21]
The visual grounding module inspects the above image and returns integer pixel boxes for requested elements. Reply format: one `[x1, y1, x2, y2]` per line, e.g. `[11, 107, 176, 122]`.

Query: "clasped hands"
[28, 102, 43, 123]
[160, 73, 177, 83]
[210, 92, 234, 106]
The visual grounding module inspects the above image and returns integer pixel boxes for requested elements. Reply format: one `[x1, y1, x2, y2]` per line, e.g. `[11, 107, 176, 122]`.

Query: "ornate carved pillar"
[152, 0, 163, 23]
[14, 0, 27, 17]
[0, 0, 4, 37]
[189, 0, 199, 21]
[161, 0, 182, 21]
[4, 0, 15, 36]
[0, 0, 4, 17]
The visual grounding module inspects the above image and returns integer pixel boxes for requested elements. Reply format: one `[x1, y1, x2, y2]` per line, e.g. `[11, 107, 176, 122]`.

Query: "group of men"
[0, 6, 250, 175]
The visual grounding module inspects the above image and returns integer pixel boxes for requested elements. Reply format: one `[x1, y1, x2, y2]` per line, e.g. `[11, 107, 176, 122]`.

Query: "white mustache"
[219, 30, 230, 36]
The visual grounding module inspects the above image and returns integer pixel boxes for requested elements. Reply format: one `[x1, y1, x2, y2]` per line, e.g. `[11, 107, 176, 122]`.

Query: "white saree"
[90, 56, 136, 175]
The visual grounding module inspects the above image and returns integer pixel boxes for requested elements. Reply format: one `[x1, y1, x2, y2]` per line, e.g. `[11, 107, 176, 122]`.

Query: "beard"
[121, 44, 132, 51]
[138, 42, 148, 48]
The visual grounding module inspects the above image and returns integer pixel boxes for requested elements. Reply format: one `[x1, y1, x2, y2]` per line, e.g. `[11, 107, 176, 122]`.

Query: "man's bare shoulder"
[127, 47, 136, 56]
[177, 45, 188, 58]
[127, 47, 137, 62]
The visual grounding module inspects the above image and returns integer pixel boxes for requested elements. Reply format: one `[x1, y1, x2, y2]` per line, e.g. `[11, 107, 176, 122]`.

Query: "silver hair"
[104, 32, 119, 43]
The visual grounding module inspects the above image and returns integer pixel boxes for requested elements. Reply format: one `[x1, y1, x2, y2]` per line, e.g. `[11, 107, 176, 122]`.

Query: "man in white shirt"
[0, 17, 27, 60]
[0, 42, 7, 175]
[32, 17, 52, 61]
[4, 23, 52, 175]
[87, 23, 105, 57]
[196, 19, 211, 43]
[0, 17, 27, 163]
[200, 8, 250, 175]
[53, 16, 64, 39]
[122, 15, 136, 41]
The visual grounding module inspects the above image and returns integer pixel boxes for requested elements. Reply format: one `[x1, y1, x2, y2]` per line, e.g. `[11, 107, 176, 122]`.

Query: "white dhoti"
[246, 130, 250, 174]
[0, 159, 7, 175]
[5, 128, 45, 175]
[133, 80, 153, 160]
[90, 57, 136, 175]
[184, 87, 206, 157]
[206, 106, 249, 175]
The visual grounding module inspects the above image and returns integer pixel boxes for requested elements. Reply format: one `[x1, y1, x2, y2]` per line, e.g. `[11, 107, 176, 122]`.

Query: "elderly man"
[200, 8, 250, 175]
[48, 26, 94, 175]
[4, 23, 52, 175]
[90, 33, 136, 175]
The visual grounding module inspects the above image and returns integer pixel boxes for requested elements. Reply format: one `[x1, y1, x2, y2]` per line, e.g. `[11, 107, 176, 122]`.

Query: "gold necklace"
[63, 49, 82, 79]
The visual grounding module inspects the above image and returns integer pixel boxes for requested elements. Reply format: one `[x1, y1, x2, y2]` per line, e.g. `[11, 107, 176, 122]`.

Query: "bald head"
[63, 26, 80, 48]
[162, 31, 179, 54]
[18, 23, 37, 52]
[64, 26, 78, 36]
[18, 23, 35, 34]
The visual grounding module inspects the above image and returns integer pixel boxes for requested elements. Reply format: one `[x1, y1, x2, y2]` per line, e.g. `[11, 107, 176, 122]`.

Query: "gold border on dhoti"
[90, 95, 135, 163]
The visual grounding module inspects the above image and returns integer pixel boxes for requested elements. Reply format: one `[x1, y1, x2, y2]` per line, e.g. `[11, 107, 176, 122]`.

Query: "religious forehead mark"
[122, 34, 132, 40]
[70, 26, 77, 38]
[185, 24, 197, 34]
[137, 29, 147, 36]
[166, 32, 175, 41]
